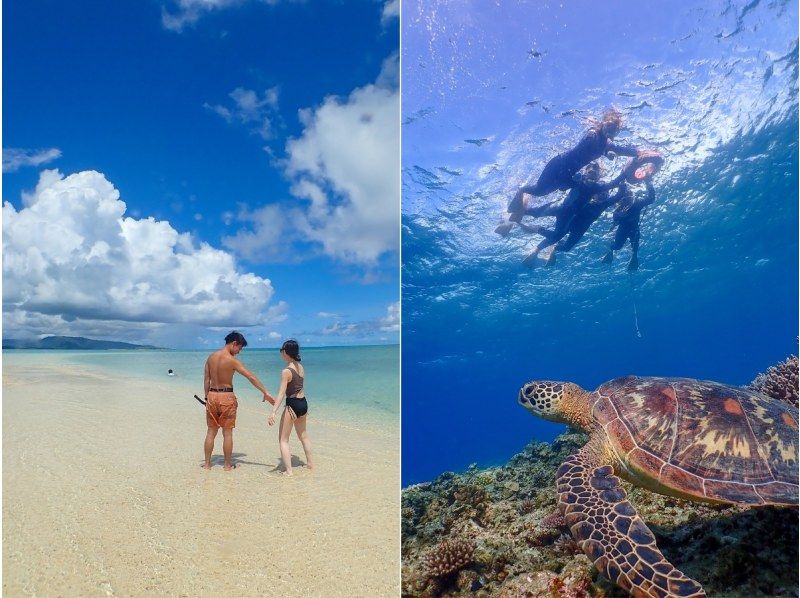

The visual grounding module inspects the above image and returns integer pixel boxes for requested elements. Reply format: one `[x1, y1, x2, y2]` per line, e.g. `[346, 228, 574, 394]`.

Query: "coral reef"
[424, 539, 476, 578]
[402, 431, 798, 597]
[519, 498, 536, 515]
[549, 575, 590, 598]
[749, 354, 799, 409]
[538, 510, 565, 530]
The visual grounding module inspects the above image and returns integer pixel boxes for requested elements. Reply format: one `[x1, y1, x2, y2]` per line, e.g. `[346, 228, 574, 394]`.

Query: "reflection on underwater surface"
[401, 0, 799, 485]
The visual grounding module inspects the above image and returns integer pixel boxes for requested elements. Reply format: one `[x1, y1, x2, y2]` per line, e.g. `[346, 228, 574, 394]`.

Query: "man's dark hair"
[225, 331, 248, 347]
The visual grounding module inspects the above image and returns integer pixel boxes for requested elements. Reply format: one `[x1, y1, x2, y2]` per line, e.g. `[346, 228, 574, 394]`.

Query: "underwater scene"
[401, 1, 798, 596]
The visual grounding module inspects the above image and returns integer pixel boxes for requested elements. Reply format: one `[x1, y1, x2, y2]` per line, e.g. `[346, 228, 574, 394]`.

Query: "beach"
[3, 350, 399, 596]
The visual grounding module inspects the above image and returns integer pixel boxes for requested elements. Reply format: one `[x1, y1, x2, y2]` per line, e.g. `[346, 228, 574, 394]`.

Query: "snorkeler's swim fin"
[522, 249, 540, 268]
[601, 251, 613, 264]
[627, 256, 639, 271]
[542, 245, 557, 267]
[495, 221, 515, 236]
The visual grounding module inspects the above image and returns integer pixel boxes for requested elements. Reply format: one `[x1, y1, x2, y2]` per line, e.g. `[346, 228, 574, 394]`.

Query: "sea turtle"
[517, 376, 799, 598]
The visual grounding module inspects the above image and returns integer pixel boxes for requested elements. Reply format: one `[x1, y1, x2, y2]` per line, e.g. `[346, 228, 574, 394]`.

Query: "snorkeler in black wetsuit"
[520, 162, 623, 267]
[501, 108, 639, 232]
[601, 180, 655, 271]
[540, 184, 627, 265]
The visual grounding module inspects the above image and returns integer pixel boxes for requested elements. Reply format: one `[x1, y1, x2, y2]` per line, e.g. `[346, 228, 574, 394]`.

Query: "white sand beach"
[3, 356, 399, 596]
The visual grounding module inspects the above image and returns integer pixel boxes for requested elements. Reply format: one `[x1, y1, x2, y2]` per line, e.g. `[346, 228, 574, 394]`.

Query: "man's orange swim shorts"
[206, 390, 238, 428]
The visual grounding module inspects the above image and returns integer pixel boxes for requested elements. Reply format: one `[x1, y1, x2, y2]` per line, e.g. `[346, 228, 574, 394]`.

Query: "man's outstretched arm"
[234, 361, 275, 404]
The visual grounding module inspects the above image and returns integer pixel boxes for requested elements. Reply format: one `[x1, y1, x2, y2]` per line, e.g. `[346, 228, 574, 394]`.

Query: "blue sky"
[3, 0, 399, 349]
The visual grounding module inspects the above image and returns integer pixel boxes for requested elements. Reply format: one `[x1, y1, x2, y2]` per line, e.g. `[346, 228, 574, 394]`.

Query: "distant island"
[3, 336, 163, 350]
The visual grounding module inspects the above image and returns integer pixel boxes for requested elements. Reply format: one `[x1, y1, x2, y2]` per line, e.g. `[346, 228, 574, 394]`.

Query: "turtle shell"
[590, 376, 799, 506]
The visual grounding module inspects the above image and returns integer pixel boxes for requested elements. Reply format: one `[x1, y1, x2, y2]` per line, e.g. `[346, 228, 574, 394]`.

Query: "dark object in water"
[194, 394, 207, 406]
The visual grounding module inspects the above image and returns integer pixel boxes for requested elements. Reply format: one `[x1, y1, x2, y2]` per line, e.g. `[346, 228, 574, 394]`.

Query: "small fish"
[654, 79, 686, 92]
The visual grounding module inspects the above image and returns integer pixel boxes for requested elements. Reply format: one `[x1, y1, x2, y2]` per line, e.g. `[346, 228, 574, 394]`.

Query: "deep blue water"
[401, 0, 799, 485]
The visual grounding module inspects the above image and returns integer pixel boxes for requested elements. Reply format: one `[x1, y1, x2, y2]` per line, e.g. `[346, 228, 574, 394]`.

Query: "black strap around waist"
[209, 387, 234, 393]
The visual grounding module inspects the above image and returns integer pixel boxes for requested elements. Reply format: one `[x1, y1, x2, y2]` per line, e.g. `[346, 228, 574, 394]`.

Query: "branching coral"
[519, 498, 536, 515]
[423, 539, 475, 577]
[552, 533, 583, 556]
[539, 510, 566, 530]
[749, 355, 798, 409]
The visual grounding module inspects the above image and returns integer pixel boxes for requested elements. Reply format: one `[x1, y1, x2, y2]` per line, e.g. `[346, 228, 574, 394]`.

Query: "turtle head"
[518, 381, 592, 430]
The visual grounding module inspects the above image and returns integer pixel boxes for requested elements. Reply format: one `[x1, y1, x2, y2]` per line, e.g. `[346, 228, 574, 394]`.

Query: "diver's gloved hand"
[605, 150, 617, 160]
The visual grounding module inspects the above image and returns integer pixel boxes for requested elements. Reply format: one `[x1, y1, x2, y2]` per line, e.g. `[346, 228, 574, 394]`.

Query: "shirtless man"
[203, 331, 274, 470]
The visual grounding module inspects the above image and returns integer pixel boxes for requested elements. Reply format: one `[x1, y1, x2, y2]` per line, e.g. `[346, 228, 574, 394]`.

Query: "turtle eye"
[519, 385, 532, 404]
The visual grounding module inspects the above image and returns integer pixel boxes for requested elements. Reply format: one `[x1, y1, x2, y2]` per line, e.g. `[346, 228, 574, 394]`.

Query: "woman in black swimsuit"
[267, 339, 314, 475]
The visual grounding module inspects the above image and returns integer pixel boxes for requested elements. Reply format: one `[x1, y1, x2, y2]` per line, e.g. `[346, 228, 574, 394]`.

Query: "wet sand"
[3, 357, 399, 596]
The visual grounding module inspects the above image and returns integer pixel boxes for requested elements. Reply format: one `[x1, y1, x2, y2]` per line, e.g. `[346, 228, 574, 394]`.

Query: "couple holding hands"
[201, 331, 313, 475]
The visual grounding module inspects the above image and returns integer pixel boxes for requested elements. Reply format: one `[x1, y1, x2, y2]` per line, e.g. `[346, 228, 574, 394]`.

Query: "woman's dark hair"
[281, 339, 301, 361]
[225, 331, 248, 347]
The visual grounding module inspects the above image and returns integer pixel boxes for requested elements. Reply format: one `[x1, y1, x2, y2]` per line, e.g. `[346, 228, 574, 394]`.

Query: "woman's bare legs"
[278, 409, 294, 475]
[293, 415, 314, 470]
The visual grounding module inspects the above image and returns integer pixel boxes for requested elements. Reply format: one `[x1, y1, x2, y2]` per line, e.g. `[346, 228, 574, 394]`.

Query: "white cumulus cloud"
[379, 301, 399, 332]
[284, 53, 400, 265]
[224, 53, 400, 269]
[3, 147, 62, 173]
[222, 203, 311, 263]
[3, 170, 279, 337]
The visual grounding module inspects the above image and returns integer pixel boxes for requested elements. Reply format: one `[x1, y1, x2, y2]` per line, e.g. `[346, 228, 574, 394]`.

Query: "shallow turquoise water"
[3, 345, 399, 428]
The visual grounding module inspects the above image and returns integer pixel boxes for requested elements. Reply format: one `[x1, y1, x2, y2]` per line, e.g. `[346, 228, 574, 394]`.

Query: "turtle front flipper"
[557, 440, 705, 598]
